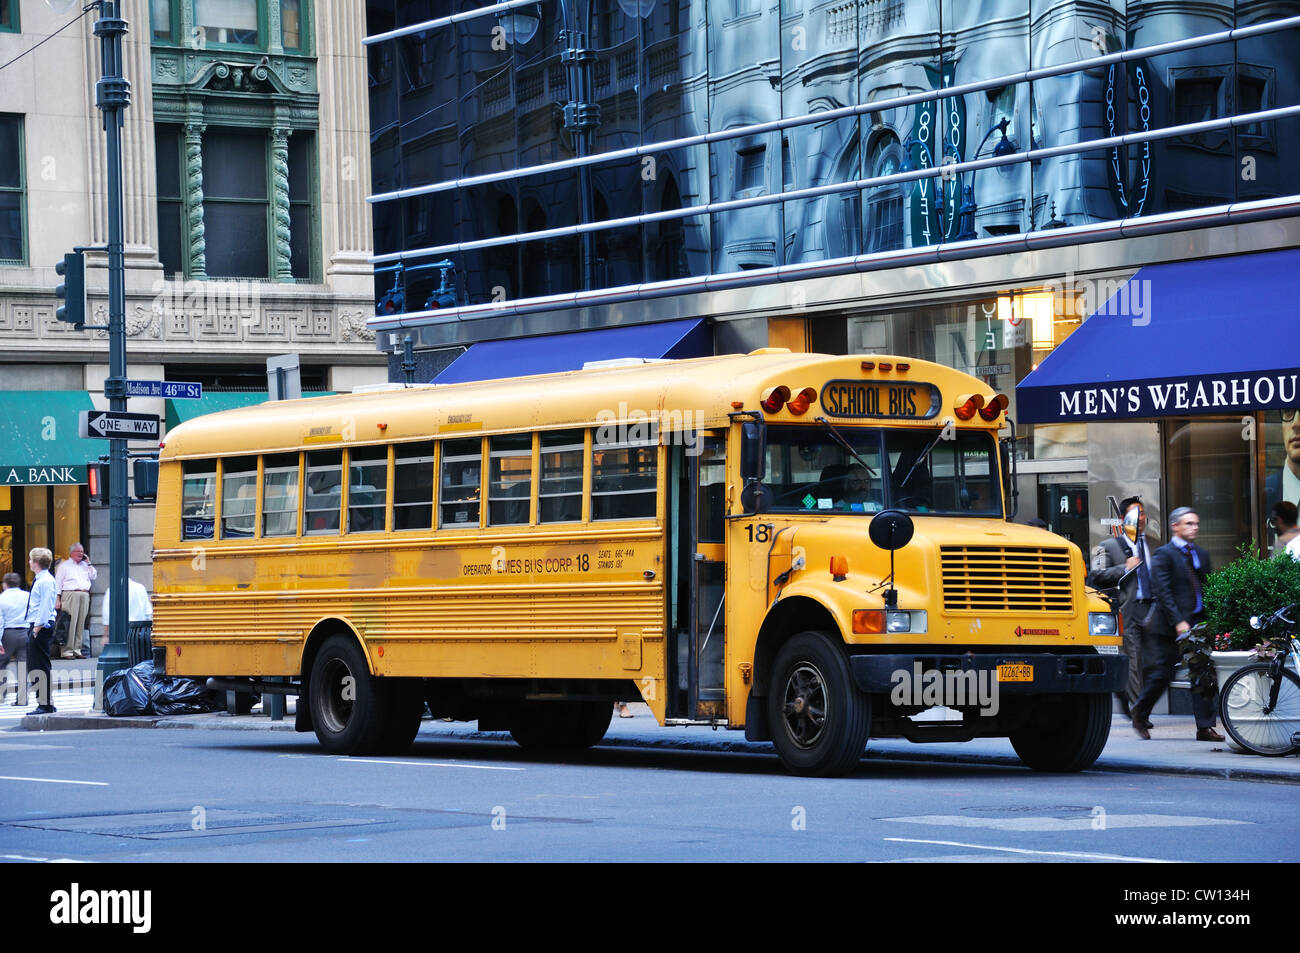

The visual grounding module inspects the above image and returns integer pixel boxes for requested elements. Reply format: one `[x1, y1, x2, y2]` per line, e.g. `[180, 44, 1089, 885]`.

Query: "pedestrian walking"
[0, 572, 29, 705]
[1131, 507, 1223, 741]
[54, 542, 96, 659]
[24, 548, 58, 714]
[1087, 496, 1154, 718]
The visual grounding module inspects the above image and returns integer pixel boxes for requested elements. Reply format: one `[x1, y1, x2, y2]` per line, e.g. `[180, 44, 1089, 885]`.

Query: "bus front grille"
[939, 545, 1075, 613]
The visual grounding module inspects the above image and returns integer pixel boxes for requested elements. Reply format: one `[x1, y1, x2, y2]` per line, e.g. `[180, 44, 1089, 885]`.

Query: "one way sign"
[79, 410, 162, 441]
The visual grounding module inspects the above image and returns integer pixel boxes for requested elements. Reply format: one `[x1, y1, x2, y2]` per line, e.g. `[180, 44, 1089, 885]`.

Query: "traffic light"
[55, 251, 86, 327]
[133, 458, 159, 501]
[87, 462, 108, 505]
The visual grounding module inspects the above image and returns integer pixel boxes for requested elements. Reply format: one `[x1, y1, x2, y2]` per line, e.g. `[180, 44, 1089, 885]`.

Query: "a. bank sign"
[1, 465, 86, 486]
[1019, 371, 1300, 423]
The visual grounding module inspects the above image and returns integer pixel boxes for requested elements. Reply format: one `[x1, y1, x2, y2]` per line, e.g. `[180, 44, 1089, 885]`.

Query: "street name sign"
[124, 379, 203, 399]
[79, 410, 162, 441]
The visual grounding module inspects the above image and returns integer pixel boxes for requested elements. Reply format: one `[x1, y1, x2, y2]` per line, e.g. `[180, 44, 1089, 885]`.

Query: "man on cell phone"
[54, 542, 96, 659]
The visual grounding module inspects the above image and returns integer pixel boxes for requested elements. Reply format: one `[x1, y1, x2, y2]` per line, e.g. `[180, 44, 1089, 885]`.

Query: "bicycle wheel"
[1219, 663, 1300, 756]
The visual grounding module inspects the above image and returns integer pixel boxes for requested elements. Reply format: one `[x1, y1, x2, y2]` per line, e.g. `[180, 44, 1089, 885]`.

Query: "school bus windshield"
[764, 425, 1002, 517]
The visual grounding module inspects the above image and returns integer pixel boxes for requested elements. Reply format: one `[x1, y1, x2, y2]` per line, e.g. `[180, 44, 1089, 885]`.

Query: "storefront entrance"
[0, 485, 84, 584]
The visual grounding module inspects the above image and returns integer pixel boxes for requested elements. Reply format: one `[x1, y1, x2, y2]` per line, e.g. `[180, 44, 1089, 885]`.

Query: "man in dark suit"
[1131, 506, 1223, 741]
[1087, 497, 1154, 717]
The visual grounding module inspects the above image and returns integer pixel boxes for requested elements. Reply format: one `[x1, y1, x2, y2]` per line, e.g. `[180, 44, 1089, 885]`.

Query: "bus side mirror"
[740, 421, 766, 484]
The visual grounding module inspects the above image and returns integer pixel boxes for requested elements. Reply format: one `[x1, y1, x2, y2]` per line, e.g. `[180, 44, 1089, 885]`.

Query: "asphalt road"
[0, 726, 1295, 864]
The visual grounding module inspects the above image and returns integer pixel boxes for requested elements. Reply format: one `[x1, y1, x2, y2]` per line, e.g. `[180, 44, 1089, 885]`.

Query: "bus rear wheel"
[508, 701, 612, 749]
[1009, 692, 1111, 772]
[310, 635, 417, 755]
[767, 631, 871, 777]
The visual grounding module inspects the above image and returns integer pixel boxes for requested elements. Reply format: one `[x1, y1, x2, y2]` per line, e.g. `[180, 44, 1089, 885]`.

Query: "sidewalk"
[12, 696, 1300, 783]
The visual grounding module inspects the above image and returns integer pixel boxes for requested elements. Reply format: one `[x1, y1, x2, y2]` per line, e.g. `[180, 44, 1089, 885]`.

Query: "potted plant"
[1195, 546, 1300, 743]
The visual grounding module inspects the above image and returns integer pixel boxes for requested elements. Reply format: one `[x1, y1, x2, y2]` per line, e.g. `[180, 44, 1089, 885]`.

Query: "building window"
[194, 0, 261, 47]
[282, 0, 303, 51]
[150, 3, 310, 51]
[155, 125, 185, 278]
[0, 114, 24, 264]
[1, 0, 19, 32]
[151, 0, 174, 41]
[1173, 77, 1221, 125]
[193, 128, 315, 280]
[736, 145, 767, 196]
[203, 129, 269, 277]
[866, 138, 903, 253]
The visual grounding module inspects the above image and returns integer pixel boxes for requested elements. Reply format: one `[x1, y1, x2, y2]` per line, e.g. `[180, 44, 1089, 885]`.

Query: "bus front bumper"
[851, 652, 1127, 695]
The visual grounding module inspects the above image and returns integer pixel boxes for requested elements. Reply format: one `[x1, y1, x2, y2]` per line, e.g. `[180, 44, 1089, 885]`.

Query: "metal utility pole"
[94, 0, 133, 687]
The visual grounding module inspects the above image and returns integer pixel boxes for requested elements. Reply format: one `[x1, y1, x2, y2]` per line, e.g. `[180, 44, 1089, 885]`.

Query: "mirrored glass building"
[366, 0, 1300, 566]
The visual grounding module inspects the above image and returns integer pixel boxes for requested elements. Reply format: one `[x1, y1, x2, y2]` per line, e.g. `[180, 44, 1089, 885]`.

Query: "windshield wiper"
[898, 428, 947, 489]
[814, 416, 877, 476]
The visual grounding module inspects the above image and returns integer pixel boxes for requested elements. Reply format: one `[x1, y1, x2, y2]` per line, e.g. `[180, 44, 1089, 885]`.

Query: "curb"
[16, 713, 1300, 784]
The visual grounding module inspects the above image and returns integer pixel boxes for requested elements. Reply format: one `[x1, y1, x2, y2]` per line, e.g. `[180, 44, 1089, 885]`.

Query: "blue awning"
[432, 319, 711, 384]
[1016, 248, 1300, 423]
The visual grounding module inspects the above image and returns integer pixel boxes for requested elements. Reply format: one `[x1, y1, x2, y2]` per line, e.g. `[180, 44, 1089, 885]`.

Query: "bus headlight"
[1089, 612, 1118, 636]
[886, 610, 927, 634]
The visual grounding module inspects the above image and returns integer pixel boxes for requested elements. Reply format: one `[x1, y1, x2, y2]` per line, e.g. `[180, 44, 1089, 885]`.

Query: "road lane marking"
[884, 837, 1175, 863]
[1, 854, 89, 863]
[0, 775, 108, 786]
[341, 758, 523, 771]
[881, 814, 1247, 832]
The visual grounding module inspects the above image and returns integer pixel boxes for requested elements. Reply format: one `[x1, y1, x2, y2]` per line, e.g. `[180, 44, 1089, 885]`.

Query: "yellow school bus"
[151, 349, 1124, 776]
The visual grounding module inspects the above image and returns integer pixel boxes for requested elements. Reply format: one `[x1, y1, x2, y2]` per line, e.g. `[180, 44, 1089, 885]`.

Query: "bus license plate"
[997, 663, 1033, 682]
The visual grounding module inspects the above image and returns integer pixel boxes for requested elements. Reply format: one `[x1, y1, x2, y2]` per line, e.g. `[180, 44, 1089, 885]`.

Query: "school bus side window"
[440, 438, 482, 527]
[393, 441, 434, 530]
[181, 461, 216, 540]
[348, 445, 388, 533]
[539, 429, 584, 523]
[304, 450, 343, 534]
[220, 457, 257, 538]
[489, 433, 532, 526]
[262, 452, 300, 537]
[592, 425, 657, 521]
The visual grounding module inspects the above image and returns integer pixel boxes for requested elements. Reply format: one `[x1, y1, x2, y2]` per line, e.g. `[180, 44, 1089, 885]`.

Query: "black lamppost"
[556, 0, 600, 291]
[899, 135, 961, 240]
[955, 116, 1015, 242]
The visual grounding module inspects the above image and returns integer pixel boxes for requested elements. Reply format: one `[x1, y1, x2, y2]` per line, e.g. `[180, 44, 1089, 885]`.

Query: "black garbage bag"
[150, 673, 223, 716]
[104, 660, 155, 717]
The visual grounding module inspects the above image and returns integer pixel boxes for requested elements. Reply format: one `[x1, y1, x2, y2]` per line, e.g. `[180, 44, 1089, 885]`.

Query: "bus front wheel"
[767, 631, 871, 777]
[310, 635, 417, 755]
[1009, 692, 1111, 772]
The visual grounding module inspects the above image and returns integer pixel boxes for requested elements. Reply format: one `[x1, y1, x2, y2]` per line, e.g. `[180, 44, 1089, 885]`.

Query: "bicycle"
[1218, 603, 1300, 756]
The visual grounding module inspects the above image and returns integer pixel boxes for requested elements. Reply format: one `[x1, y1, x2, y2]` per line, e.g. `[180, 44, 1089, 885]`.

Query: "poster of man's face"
[1283, 409, 1300, 479]
[1266, 410, 1300, 531]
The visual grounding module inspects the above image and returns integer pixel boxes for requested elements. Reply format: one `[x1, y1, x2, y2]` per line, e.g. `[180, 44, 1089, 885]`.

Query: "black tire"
[767, 631, 871, 777]
[309, 635, 391, 755]
[377, 680, 426, 755]
[508, 701, 612, 749]
[1219, 663, 1300, 756]
[1010, 692, 1111, 771]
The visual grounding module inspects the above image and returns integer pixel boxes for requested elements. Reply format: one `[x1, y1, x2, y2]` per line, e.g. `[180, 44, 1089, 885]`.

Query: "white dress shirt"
[101, 580, 154, 625]
[56, 557, 97, 592]
[25, 570, 57, 628]
[0, 586, 28, 629]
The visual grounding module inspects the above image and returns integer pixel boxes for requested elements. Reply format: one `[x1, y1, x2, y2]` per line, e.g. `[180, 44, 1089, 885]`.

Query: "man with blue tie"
[1133, 507, 1223, 741]
[1087, 497, 1154, 718]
